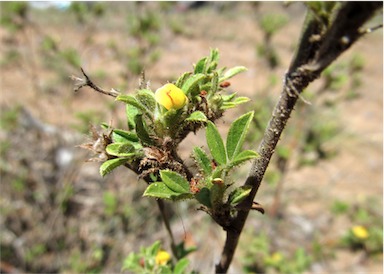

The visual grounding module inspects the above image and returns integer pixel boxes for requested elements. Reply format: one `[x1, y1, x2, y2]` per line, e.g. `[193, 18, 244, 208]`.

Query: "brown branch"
[215, 2, 382, 273]
[71, 67, 120, 98]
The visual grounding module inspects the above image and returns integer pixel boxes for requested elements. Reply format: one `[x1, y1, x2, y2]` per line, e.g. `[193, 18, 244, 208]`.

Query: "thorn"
[251, 202, 265, 214]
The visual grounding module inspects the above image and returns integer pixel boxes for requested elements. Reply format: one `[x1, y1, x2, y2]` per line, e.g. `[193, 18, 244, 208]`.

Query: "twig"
[156, 199, 178, 258]
[71, 67, 120, 98]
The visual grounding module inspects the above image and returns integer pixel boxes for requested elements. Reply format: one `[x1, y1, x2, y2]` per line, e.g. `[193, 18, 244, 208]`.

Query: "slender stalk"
[156, 199, 178, 258]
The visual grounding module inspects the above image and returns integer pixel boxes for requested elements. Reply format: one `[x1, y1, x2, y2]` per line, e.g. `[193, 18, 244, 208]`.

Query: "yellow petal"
[352, 225, 369, 239]
[155, 83, 187, 110]
[155, 250, 171, 265]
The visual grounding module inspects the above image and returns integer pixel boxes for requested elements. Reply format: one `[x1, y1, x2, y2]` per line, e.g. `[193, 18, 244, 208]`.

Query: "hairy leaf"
[181, 73, 206, 95]
[135, 115, 153, 145]
[194, 57, 207, 74]
[211, 71, 219, 93]
[228, 150, 259, 168]
[112, 129, 139, 143]
[144, 182, 193, 201]
[221, 97, 250, 109]
[206, 121, 227, 165]
[100, 158, 128, 177]
[126, 104, 139, 130]
[116, 94, 147, 113]
[195, 187, 212, 208]
[160, 170, 190, 194]
[192, 146, 212, 176]
[106, 143, 136, 157]
[175, 72, 192, 88]
[136, 89, 156, 113]
[143, 182, 179, 200]
[226, 111, 254, 160]
[228, 185, 252, 206]
[219, 66, 247, 82]
[174, 258, 190, 274]
[186, 111, 208, 123]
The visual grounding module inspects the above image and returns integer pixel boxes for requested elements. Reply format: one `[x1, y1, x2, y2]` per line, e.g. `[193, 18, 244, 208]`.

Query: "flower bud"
[155, 83, 187, 110]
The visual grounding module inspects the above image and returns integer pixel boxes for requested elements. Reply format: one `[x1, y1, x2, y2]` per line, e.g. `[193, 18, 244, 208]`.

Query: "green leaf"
[210, 182, 226, 208]
[221, 96, 250, 110]
[194, 57, 207, 74]
[143, 182, 193, 201]
[106, 143, 136, 157]
[134, 115, 153, 145]
[219, 66, 247, 82]
[206, 121, 227, 165]
[136, 89, 156, 113]
[228, 185, 252, 206]
[100, 158, 128, 177]
[112, 129, 139, 143]
[208, 48, 220, 64]
[126, 104, 139, 130]
[174, 258, 190, 274]
[192, 147, 212, 176]
[116, 94, 147, 113]
[181, 73, 206, 95]
[143, 182, 179, 200]
[148, 241, 161, 255]
[221, 92, 238, 102]
[160, 170, 190, 194]
[200, 82, 212, 92]
[226, 111, 254, 160]
[175, 72, 192, 88]
[186, 111, 207, 123]
[195, 187, 212, 208]
[207, 61, 218, 73]
[211, 71, 219, 93]
[228, 150, 259, 168]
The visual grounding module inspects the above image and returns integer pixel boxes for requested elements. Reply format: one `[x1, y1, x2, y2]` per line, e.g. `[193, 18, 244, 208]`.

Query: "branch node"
[285, 74, 312, 105]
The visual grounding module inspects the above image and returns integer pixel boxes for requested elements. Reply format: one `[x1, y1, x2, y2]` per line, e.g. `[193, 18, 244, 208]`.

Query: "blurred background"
[0, 2, 382, 273]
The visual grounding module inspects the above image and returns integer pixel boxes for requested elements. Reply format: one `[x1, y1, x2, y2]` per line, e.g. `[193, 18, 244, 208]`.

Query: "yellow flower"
[155, 83, 187, 110]
[155, 250, 171, 265]
[270, 252, 283, 264]
[352, 225, 369, 239]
